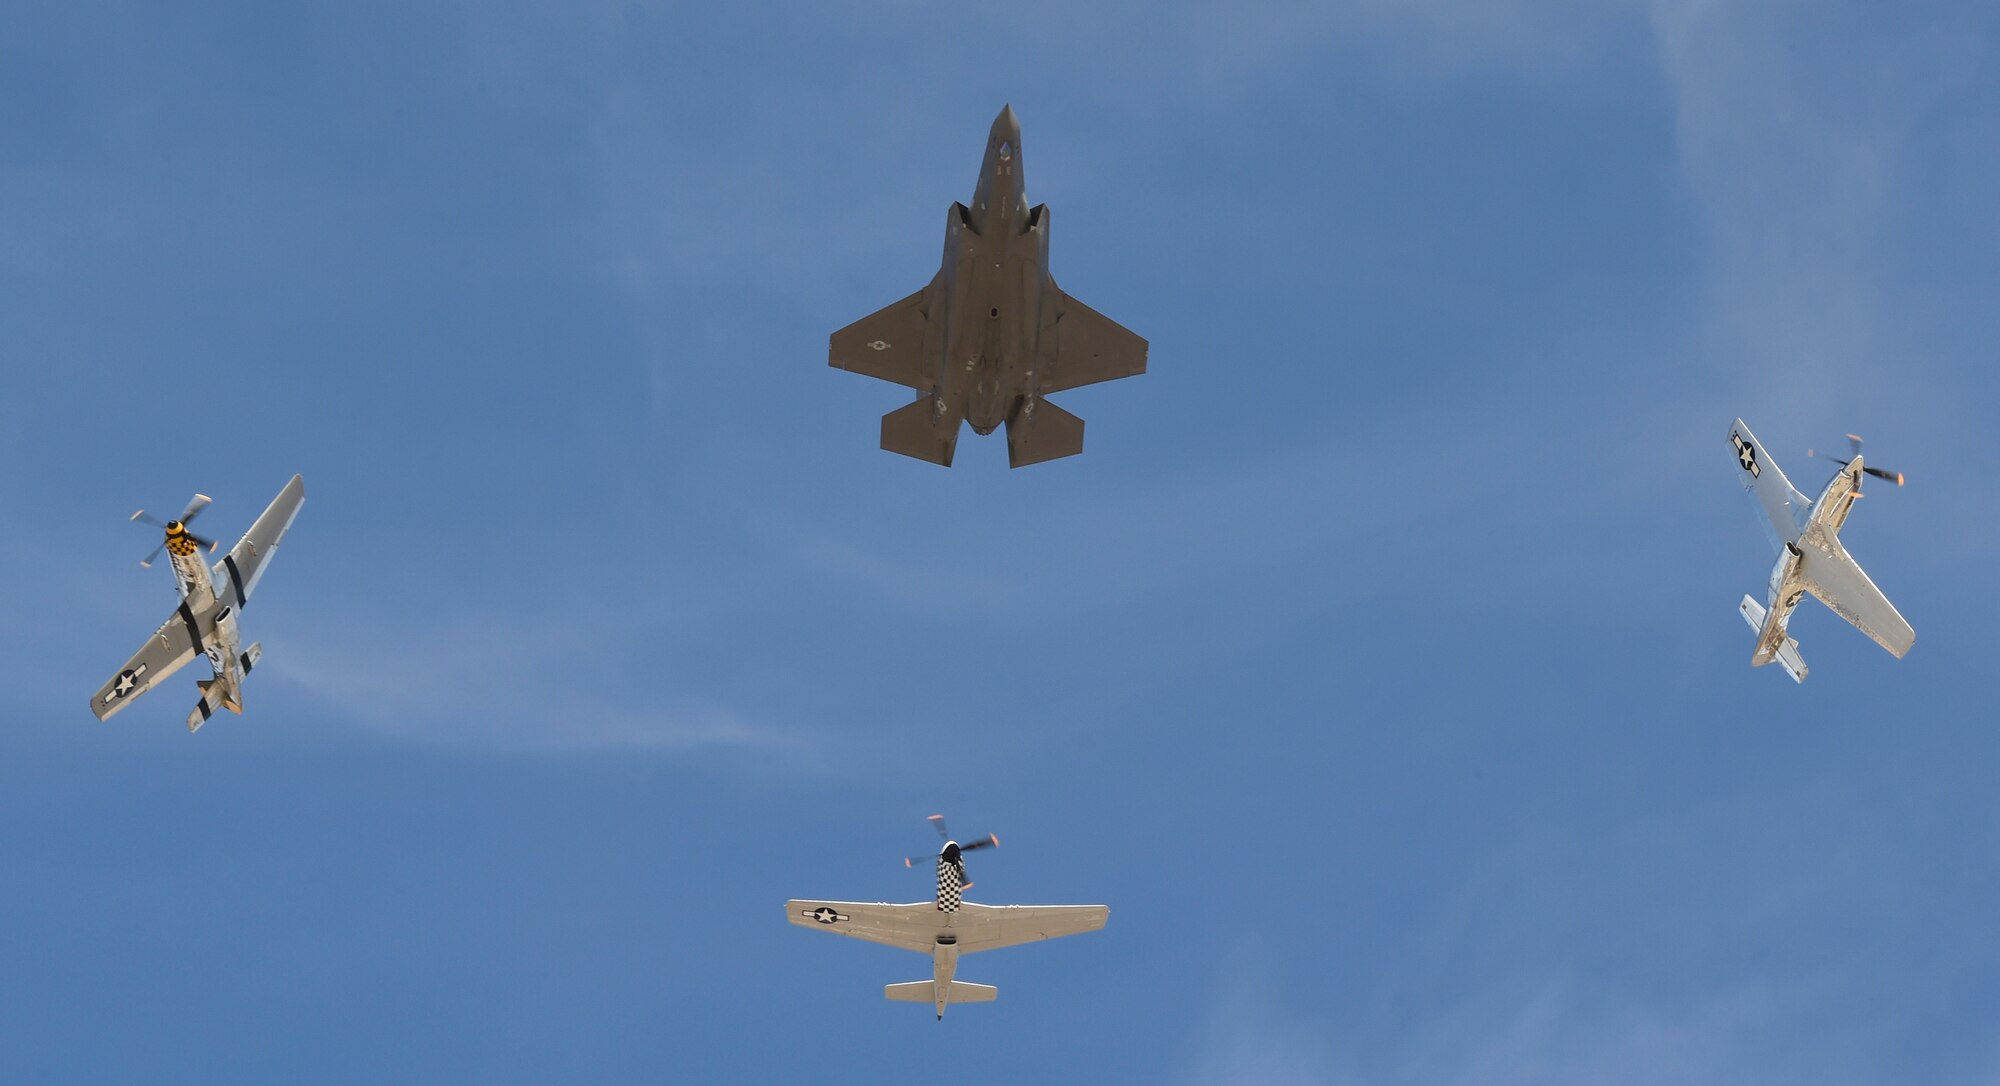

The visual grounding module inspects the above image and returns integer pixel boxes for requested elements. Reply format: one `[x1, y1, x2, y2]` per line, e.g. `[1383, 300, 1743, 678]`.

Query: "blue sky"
[3, 1, 1997, 1080]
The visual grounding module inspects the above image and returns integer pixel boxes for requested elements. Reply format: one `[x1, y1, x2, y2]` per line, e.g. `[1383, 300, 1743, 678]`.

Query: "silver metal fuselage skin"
[937, 105, 1052, 435]
[1753, 458, 1863, 663]
[1755, 542, 1807, 664]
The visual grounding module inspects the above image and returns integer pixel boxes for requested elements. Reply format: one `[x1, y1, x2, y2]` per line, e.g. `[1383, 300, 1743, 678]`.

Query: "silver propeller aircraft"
[829, 105, 1148, 468]
[787, 816, 1107, 1019]
[91, 475, 305, 730]
[1728, 420, 1912, 682]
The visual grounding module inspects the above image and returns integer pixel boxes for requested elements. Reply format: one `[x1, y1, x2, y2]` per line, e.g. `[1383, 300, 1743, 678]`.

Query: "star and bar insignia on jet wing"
[804, 907, 849, 925]
[1732, 431, 1760, 477]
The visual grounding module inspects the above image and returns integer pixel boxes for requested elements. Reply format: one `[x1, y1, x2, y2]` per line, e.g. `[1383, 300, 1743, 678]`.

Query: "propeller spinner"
[904, 813, 998, 868]
[1809, 433, 1904, 492]
[131, 494, 219, 568]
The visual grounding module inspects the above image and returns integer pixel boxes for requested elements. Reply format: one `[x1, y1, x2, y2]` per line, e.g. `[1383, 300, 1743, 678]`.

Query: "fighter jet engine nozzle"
[131, 494, 219, 568]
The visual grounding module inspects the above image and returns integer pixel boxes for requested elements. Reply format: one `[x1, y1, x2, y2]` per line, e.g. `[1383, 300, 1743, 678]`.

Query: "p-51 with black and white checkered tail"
[787, 815, 1107, 1020]
[90, 475, 305, 731]
[1728, 420, 1912, 682]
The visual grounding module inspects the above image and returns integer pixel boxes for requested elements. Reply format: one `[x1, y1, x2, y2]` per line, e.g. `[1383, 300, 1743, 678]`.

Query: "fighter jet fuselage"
[941, 105, 1042, 436]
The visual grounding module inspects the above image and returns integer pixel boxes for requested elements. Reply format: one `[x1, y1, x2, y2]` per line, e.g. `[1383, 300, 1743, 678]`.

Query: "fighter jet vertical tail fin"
[881, 396, 958, 467]
[1005, 398, 1084, 468]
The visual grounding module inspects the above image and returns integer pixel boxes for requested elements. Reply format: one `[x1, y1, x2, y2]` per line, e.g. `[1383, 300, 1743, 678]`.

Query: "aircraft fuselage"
[163, 521, 246, 716]
[936, 104, 1054, 436]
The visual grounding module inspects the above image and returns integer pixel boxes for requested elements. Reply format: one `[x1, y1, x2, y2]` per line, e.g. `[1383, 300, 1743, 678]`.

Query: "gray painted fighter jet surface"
[829, 105, 1148, 468]
[787, 817, 1107, 1019]
[1728, 420, 1913, 682]
[90, 475, 305, 730]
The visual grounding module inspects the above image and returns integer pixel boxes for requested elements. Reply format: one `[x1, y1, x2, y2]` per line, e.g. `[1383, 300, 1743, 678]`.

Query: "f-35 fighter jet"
[829, 105, 1148, 468]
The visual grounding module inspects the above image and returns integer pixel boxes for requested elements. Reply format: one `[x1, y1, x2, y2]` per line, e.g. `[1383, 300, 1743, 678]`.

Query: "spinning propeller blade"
[907, 816, 999, 866]
[131, 493, 221, 566]
[1810, 434, 1903, 490]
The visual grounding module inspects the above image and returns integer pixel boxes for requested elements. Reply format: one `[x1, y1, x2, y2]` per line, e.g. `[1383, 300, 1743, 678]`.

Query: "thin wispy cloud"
[267, 609, 824, 758]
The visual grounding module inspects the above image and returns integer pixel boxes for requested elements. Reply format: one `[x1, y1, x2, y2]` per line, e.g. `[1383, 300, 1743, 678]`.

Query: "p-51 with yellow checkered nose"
[91, 475, 306, 731]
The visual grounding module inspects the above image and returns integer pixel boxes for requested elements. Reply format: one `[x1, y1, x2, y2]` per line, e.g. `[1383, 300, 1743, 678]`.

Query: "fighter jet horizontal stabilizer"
[882, 397, 957, 466]
[1006, 398, 1084, 468]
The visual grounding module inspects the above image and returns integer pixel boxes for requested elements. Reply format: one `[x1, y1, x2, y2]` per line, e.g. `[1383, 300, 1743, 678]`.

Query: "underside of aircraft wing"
[787, 900, 939, 952]
[212, 474, 305, 607]
[951, 903, 1108, 953]
[1800, 541, 1915, 657]
[90, 603, 215, 721]
[1730, 419, 1810, 553]
[829, 278, 939, 390]
[1041, 287, 1147, 394]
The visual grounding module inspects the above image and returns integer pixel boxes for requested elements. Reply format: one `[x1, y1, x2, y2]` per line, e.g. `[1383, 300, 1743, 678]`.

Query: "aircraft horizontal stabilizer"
[881, 397, 956, 466]
[1740, 595, 1807, 683]
[1005, 398, 1084, 468]
[884, 981, 997, 1003]
[187, 693, 215, 732]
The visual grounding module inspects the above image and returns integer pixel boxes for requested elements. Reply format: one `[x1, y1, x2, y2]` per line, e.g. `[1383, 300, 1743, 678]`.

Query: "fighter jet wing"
[1729, 419, 1810, 554]
[787, 900, 938, 951]
[90, 603, 218, 721]
[1042, 288, 1147, 394]
[211, 474, 305, 608]
[829, 278, 940, 390]
[951, 903, 1108, 953]
[1799, 539, 1915, 657]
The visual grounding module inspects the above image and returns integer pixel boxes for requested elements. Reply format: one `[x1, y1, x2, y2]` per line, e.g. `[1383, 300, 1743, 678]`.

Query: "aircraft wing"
[951, 903, 1109, 953]
[90, 603, 218, 721]
[787, 900, 940, 952]
[1800, 540, 1915, 657]
[1042, 288, 1147, 394]
[829, 278, 940, 390]
[1729, 419, 1810, 553]
[211, 474, 305, 608]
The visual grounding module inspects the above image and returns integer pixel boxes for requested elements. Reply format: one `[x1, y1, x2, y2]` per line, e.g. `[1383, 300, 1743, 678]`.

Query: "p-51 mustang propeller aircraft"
[828, 105, 1148, 468]
[90, 475, 305, 730]
[787, 815, 1107, 1019]
[1728, 420, 1912, 682]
